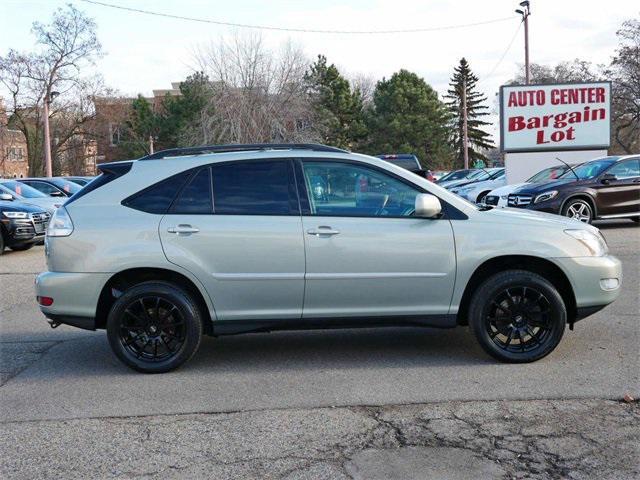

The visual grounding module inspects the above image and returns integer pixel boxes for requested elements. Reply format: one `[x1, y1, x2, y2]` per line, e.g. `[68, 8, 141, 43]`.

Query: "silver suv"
[36, 144, 622, 372]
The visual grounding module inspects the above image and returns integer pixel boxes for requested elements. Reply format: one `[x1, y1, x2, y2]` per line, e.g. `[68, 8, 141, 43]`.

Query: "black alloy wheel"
[469, 270, 566, 363]
[107, 281, 203, 373]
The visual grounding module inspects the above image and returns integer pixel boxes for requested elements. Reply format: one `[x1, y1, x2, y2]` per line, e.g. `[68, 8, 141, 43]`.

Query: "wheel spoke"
[492, 301, 509, 314]
[505, 328, 514, 346]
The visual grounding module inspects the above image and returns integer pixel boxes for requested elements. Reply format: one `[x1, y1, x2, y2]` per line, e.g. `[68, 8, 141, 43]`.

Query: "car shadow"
[594, 219, 638, 229]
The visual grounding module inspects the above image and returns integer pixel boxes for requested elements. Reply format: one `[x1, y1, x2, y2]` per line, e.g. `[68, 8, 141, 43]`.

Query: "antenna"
[555, 157, 579, 180]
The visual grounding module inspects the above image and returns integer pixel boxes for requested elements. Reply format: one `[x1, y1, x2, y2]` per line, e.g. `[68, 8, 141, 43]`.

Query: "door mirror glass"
[0, 193, 14, 201]
[415, 193, 442, 218]
[600, 173, 616, 184]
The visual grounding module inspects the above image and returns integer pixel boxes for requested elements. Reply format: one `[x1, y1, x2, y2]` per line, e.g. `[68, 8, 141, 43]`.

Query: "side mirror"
[600, 173, 616, 184]
[415, 193, 442, 218]
[0, 193, 14, 201]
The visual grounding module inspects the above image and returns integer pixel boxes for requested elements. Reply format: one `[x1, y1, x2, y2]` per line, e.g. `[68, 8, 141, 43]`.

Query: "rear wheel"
[469, 270, 566, 363]
[562, 199, 593, 223]
[106, 281, 203, 373]
[476, 191, 490, 204]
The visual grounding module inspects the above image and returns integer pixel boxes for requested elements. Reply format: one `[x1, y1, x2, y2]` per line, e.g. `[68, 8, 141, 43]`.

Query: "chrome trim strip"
[598, 212, 640, 219]
[212, 273, 304, 281]
[306, 272, 447, 280]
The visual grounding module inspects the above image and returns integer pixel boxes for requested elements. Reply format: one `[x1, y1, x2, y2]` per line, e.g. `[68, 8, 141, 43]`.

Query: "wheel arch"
[456, 255, 576, 326]
[95, 267, 214, 334]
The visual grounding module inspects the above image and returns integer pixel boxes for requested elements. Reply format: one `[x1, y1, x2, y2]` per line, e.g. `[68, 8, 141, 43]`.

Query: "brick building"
[0, 100, 29, 178]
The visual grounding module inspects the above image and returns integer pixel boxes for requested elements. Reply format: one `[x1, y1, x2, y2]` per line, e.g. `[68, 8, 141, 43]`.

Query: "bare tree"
[0, 4, 104, 176]
[607, 18, 640, 154]
[350, 73, 376, 106]
[189, 34, 316, 144]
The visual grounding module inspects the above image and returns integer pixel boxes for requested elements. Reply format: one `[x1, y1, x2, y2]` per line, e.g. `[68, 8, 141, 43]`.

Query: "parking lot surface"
[1, 220, 638, 478]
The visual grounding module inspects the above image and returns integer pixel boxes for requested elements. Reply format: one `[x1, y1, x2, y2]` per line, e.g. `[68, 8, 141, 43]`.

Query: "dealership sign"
[500, 82, 611, 152]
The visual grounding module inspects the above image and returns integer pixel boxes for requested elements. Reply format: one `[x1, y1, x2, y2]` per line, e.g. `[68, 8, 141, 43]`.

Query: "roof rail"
[140, 143, 349, 160]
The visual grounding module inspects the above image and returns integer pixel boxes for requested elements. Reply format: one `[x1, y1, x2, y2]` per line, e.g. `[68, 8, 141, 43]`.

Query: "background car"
[451, 169, 506, 204]
[507, 155, 640, 223]
[19, 177, 82, 197]
[0, 195, 50, 254]
[440, 168, 503, 190]
[436, 168, 479, 187]
[63, 176, 95, 186]
[377, 154, 434, 181]
[431, 170, 449, 182]
[484, 164, 578, 207]
[0, 180, 62, 214]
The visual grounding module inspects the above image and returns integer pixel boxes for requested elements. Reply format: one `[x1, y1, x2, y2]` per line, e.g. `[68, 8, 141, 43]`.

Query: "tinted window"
[50, 179, 82, 194]
[123, 171, 191, 214]
[0, 180, 48, 198]
[561, 159, 615, 180]
[302, 161, 420, 217]
[212, 160, 295, 215]
[606, 159, 640, 179]
[23, 181, 61, 196]
[527, 166, 570, 183]
[171, 168, 213, 214]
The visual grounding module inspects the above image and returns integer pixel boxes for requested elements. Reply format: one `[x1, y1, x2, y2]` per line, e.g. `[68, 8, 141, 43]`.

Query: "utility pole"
[149, 135, 155, 154]
[516, 1, 531, 84]
[462, 77, 469, 170]
[42, 91, 58, 178]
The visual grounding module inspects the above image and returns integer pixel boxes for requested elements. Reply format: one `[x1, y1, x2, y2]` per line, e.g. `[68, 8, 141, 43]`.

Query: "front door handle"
[167, 224, 200, 235]
[307, 226, 340, 236]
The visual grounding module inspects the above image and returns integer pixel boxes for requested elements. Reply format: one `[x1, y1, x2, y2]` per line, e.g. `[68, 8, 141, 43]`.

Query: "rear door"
[595, 158, 640, 216]
[298, 159, 456, 319]
[159, 160, 305, 321]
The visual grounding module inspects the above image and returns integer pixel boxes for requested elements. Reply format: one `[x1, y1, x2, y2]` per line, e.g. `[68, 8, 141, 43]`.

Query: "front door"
[595, 158, 640, 216]
[298, 160, 456, 318]
[159, 160, 305, 321]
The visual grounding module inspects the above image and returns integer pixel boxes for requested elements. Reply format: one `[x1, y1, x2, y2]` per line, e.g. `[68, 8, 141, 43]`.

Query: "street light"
[42, 90, 59, 177]
[515, 1, 531, 84]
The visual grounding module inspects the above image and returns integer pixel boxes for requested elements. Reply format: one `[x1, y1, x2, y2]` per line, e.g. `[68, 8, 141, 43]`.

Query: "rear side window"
[211, 160, 297, 215]
[123, 171, 191, 214]
[171, 168, 213, 214]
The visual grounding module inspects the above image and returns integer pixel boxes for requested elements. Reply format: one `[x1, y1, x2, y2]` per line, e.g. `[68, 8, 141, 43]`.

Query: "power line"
[480, 20, 523, 82]
[79, 0, 517, 35]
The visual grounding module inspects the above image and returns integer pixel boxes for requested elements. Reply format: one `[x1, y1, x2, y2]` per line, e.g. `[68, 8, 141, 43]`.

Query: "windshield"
[50, 178, 82, 194]
[0, 180, 48, 198]
[560, 159, 616, 180]
[527, 166, 570, 183]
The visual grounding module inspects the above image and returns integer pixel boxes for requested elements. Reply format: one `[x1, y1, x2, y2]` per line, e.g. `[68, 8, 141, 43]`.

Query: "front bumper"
[35, 271, 111, 329]
[553, 254, 622, 319]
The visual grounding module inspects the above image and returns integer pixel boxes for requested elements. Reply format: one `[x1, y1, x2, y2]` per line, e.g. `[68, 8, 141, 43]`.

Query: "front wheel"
[562, 199, 593, 223]
[106, 281, 203, 373]
[468, 270, 566, 363]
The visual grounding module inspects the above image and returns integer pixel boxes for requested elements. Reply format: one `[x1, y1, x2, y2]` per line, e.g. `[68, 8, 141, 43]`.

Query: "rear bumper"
[35, 271, 110, 325]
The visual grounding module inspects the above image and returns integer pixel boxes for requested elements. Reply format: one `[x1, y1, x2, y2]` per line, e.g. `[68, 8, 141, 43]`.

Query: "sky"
[0, 0, 635, 136]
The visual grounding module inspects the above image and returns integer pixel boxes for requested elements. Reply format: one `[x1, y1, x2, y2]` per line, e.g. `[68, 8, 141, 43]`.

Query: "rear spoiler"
[64, 161, 133, 206]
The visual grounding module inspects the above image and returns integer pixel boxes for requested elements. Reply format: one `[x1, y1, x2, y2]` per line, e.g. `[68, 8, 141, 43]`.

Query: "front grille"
[484, 195, 499, 206]
[31, 212, 51, 234]
[507, 194, 533, 207]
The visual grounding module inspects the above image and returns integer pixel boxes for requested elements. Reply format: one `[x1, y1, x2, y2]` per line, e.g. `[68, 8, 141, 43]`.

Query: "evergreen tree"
[304, 55, 367, 149]
[366, 69, 452, 168]
[445, 58, 494, 167]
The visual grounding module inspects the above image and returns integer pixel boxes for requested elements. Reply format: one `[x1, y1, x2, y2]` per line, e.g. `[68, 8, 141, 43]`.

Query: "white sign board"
[500, 82, 611, 153]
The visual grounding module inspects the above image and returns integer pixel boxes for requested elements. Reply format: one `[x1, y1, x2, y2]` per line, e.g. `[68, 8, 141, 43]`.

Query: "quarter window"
[211, 160, 296, 215]
[301, 161, 420, 217]
[123, 171, 191, 214]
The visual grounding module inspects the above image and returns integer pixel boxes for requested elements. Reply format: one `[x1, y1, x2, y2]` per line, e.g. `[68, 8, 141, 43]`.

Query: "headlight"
[564, 229, 608, 256]
[534, 190, 558, 203]
[47, 207, 74, 237]
[2, 211, 28, 219]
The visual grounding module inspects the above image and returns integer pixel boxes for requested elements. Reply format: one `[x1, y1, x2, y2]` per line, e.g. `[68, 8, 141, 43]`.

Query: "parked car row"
[439, 156, 640, 224]
[0, 176, 93, 254]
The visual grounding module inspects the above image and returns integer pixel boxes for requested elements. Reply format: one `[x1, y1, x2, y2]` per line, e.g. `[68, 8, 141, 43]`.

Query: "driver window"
[606, 160, 640, 180]
[301, 161, 420, 217]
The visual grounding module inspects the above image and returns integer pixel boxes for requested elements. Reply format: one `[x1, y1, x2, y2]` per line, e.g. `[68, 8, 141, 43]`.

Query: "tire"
[106, 281, 203, 373]
[9, 243, 34, 251]
[468, 270, 566, 363]
[632, 217, 639, 224]
[0, 230, 4, 255]
[562, 198, 593, 224]
[476, 191, 490, 204]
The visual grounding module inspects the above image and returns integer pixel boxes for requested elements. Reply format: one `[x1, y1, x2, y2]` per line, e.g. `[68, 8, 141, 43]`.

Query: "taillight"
[37, 296, 54, 306]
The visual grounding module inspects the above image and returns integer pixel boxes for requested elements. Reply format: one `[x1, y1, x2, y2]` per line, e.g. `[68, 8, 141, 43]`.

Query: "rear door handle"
[307, 226, 340, 236]
[167, 224, 200, 235]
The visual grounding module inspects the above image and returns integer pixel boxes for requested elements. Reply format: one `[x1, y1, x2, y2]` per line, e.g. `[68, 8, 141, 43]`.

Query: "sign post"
[500, 81, 611, 183]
